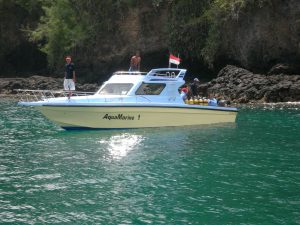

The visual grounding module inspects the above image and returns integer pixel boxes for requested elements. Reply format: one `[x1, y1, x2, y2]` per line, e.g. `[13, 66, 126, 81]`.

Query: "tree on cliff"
[168, 0, 274, 69]
[29, 0, 88, 69]
[29, 0, 123, 71]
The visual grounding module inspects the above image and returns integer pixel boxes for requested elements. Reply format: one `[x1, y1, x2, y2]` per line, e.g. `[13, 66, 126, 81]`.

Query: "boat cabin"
[95, 68, 187, 104]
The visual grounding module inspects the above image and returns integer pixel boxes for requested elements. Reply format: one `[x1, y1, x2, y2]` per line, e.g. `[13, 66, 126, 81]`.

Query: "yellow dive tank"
[188, 98, 194, 104]
[194, 98, 199, 105]
[199, 98, 204, 106]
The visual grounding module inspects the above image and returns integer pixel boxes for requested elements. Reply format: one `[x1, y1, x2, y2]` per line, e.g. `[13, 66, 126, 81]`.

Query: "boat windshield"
[98, 83, 134, 95]
[135, 83, 166, 95]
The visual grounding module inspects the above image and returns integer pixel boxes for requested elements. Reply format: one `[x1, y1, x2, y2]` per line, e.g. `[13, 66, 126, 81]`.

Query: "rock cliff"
[218, 0, 300, 72]
[77, 2, 169, 81]
[1, 1, 300, 83]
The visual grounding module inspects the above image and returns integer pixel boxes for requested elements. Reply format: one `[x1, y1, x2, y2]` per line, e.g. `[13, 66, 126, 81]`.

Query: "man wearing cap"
[180, 85, 189, 100]
[64, 56, 76, 99]
[189, 78, 200, 98]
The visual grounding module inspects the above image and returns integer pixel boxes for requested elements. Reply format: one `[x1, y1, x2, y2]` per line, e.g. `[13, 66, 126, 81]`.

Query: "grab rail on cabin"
[14, 89, 95, 102]
[136, 96, 152, 102]
[113, 71, 148, 76]
[112, 69, 187, 80]
[147, 68, 187, 80]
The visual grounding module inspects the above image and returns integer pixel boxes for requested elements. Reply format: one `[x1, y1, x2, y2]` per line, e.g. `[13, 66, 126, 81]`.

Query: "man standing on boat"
[129, 51, 141, 71]
[189, 78, 200, 98]
[64, 56, 76, 99]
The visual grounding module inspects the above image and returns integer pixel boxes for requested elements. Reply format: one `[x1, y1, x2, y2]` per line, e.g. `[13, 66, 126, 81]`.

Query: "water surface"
[0, 100, 300, 224]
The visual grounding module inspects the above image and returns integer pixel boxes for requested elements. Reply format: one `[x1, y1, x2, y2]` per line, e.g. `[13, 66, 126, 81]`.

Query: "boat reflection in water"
[17, 68, 238, 130]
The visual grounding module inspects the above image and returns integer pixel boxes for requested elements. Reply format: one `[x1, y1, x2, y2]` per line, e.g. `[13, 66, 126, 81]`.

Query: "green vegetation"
[29, 0, 122, 69]
[168, 0, 272, 68]
[28, 0, 164, 71]
[0, 0, 275, 76]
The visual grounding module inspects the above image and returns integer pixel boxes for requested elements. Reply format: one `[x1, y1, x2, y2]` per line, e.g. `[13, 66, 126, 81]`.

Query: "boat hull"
[37, 105, 238, 130]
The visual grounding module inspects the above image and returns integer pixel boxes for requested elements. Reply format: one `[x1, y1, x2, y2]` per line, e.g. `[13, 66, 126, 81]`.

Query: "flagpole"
[177, 54, 179, 68]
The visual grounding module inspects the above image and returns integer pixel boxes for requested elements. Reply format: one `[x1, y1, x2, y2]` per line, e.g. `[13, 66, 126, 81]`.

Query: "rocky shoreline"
[1, 66, 300, 104]
[0, 75, 99, 95]
[198, 65, 300, 103]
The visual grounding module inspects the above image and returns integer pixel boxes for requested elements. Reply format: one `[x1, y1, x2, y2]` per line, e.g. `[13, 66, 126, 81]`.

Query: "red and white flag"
[169, 54, 181, 65]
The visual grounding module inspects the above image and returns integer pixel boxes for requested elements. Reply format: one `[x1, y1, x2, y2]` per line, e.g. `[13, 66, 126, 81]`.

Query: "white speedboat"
[18, 68, 238, 130]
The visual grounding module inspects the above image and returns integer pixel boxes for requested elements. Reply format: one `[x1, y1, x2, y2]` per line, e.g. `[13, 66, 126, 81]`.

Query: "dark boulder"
[268, 63, 300, 75]
[199, 65, 300, 103]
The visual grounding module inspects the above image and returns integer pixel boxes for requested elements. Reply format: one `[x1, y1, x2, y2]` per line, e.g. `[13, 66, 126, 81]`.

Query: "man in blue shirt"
[64, 56, 76, 99]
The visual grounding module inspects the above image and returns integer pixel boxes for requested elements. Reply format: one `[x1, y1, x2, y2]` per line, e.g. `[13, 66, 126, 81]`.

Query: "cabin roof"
[110, 68, 187, 83]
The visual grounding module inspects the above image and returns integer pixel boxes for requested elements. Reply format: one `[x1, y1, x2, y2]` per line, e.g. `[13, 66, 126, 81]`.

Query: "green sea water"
[0, 100, 300, 224]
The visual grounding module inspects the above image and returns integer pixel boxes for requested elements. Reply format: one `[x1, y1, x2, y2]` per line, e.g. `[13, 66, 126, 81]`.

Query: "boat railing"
[14, 89, 95, 102]
[112, 69, 186, 80]
[147, 68, 187, 80]
[113, 71, 148, 76]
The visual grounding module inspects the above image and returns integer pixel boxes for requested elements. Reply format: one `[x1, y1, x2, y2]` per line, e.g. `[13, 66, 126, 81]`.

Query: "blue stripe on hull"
[62, 126, 134, 131]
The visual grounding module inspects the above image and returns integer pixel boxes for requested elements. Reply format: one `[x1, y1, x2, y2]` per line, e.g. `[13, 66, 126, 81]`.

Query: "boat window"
[135, 83, 166, 95]
[98, 83, 133, 95]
